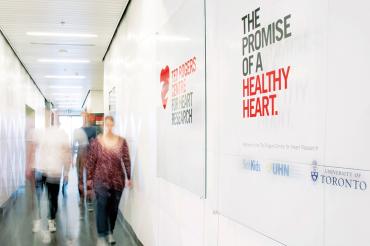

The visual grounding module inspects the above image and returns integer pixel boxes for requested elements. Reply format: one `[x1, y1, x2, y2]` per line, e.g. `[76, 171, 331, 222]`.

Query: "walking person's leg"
[78, 147, 88, 205]
[34, 172, 45, 219]
[46, 179, 60, 232]
[62, 167, 69, 197]
[36, 175, 53, 244]
[31, 171, 44, 232]
[95, 184, 110, 245]
[107, 189, 123, 244]
[77, 158, 85, 202]
[85, 166, 95, 212]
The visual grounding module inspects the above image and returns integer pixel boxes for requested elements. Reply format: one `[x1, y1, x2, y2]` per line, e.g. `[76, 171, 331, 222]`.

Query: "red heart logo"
[160, 65, 170, 109]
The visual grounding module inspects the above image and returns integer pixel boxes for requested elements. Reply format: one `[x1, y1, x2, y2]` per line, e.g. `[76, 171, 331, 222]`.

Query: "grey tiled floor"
[0, 167, 143, 246]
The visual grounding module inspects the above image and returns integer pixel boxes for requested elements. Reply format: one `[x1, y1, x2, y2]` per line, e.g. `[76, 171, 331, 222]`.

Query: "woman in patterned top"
[87, 116, 132, 245]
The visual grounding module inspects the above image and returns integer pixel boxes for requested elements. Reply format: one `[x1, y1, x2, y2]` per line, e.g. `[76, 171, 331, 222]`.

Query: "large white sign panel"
[157, 0, 206, 197]
[214, 0, 370, 245]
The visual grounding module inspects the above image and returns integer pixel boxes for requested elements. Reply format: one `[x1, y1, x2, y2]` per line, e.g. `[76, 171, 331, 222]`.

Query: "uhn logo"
[272, 163, 289, 176]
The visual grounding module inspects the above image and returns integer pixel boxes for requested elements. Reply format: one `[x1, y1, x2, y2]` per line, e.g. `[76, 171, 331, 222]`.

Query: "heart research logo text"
[160, 65, 170, 109]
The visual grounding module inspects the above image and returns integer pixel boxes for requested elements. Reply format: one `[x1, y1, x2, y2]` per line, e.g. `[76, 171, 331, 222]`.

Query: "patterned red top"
[87, 136, 131, 191]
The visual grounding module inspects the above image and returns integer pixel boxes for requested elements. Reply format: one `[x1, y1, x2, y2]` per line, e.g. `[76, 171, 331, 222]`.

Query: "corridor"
[0, 167, 142, 246]
[0, 0, 370, 246]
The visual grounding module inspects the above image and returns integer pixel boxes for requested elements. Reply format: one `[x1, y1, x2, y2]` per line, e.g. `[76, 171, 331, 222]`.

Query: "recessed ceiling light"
[55, 101, 81, 104]
[38, 58, 90, 63]
[49, 85, 83, 89]
[57, 102, 80, 104]
[57, 105, 81, 108]
[52, 93, 81, 96]
[54, 100, 80, 103]
[45, 75, 85, 79]
[27, 32, 98, 38]
[54, 97, 81, 102]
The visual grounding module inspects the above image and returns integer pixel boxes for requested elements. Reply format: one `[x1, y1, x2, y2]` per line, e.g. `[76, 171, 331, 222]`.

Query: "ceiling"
[0, 0, 129, 111]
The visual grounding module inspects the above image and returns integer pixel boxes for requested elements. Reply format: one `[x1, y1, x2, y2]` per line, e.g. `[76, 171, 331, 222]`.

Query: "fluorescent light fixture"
[56, 101, 81, 104]
[45, 75, 85, 79]
[55, 101, 81, 103]
[52, 93, 81, 96]
[53, 94, 80, 96]
[57, 104, 80, 106]
[38, 58, 90, 64]
[56, 99, 80, 102]
[27, 32, 97, 38]
[57, 105, 81, 108]
[48, 85, 83, 89]
[54, 99, 80, 101]
[54, 97, 80, 99]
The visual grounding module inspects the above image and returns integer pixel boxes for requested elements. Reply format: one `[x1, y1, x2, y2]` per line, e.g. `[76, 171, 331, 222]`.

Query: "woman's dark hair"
[105, 115, 115, 122]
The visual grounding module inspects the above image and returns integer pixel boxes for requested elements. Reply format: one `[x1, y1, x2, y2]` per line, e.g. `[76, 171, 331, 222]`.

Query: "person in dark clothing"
[74, 122, 101, 209]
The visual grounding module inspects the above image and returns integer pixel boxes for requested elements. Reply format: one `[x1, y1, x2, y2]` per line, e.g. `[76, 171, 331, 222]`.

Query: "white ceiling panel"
[0, 0, 129, 110]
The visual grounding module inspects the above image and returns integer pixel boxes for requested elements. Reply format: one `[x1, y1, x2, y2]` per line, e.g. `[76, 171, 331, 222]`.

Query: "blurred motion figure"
[73, 118, 98, 210]
[87, 116, 132, 246]
[27, 118, 71, 237]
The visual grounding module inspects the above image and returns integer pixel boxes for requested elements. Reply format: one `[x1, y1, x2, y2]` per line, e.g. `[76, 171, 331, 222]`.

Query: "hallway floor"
[0, 167, 142, 246]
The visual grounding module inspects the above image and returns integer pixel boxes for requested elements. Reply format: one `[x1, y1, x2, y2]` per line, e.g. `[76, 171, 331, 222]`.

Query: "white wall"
[0, 32, 45, 205]
[84, 90, 104, 113]
[104, 0, 370, 246]
[104, 2, 205, 245]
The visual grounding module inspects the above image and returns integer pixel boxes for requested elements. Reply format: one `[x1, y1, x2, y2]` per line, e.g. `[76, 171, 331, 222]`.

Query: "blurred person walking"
[74, 116, 98, 211]
[30, 119, 72, 239]
[26, 127, 43, 234]
[87, 116, 132, 246]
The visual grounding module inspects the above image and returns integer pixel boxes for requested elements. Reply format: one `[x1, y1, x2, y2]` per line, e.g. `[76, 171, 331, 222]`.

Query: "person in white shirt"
[30, 122, 71, 234]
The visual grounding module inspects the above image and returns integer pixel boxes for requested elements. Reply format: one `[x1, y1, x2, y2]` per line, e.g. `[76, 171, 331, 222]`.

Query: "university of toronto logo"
[160, 65, 170, 109]
[311, 160, 319, 182]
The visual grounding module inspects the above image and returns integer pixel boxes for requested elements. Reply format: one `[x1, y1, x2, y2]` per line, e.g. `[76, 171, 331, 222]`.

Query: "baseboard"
[117, 210, 144, 246]
[0, 186, 24, 219]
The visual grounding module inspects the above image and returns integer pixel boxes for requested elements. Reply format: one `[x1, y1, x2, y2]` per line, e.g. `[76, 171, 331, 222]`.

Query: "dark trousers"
[46, 181, 60, 220]
[95, 184, 123, 237]
[35, 174, 60, 220]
